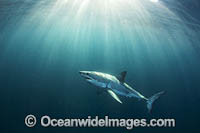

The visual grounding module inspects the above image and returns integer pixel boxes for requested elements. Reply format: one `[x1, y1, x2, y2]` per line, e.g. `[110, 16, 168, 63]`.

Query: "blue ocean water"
[0, 0, 200, 132]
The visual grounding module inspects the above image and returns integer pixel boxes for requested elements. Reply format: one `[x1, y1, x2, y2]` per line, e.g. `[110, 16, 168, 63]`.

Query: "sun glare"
[150, 0, 159, 3]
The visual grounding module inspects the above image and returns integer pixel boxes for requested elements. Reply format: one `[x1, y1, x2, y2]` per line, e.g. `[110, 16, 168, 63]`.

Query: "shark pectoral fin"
[107, 90, 122, 104]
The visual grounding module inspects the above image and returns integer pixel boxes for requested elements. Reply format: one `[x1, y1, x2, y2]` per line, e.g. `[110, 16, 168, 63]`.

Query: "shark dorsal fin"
[117, 71, 127, 82]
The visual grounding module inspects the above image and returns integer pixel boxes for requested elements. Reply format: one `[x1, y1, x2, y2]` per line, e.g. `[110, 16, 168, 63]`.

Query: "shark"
[79, 71, 165, 113]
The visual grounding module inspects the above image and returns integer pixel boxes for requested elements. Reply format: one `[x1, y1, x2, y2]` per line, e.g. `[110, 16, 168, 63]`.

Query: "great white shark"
[79, 71, 165, 113]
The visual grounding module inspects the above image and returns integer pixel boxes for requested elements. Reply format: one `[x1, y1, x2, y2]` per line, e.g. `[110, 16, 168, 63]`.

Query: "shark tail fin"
[146, 91, 165, 113]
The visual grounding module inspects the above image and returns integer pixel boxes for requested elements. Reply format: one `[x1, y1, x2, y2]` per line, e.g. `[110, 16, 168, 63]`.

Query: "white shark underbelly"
[108, 81, 146, 99]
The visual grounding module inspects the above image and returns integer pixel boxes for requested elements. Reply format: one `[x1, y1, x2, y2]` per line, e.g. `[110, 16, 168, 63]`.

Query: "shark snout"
[79, 71, 90, 78]
[79, 71, 88, 75]
[79, 71, 83, 75]
[79, 71, 94, 81]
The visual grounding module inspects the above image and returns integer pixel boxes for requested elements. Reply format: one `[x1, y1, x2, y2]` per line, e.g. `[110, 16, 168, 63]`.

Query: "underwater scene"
[0, 0, 200, 132]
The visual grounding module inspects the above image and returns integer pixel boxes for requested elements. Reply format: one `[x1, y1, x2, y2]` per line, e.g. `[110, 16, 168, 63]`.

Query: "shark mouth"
[84, 76, 92, 80]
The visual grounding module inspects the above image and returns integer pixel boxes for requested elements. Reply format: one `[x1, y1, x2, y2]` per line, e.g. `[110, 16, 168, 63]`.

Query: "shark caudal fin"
[146, 91, 165, 113]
